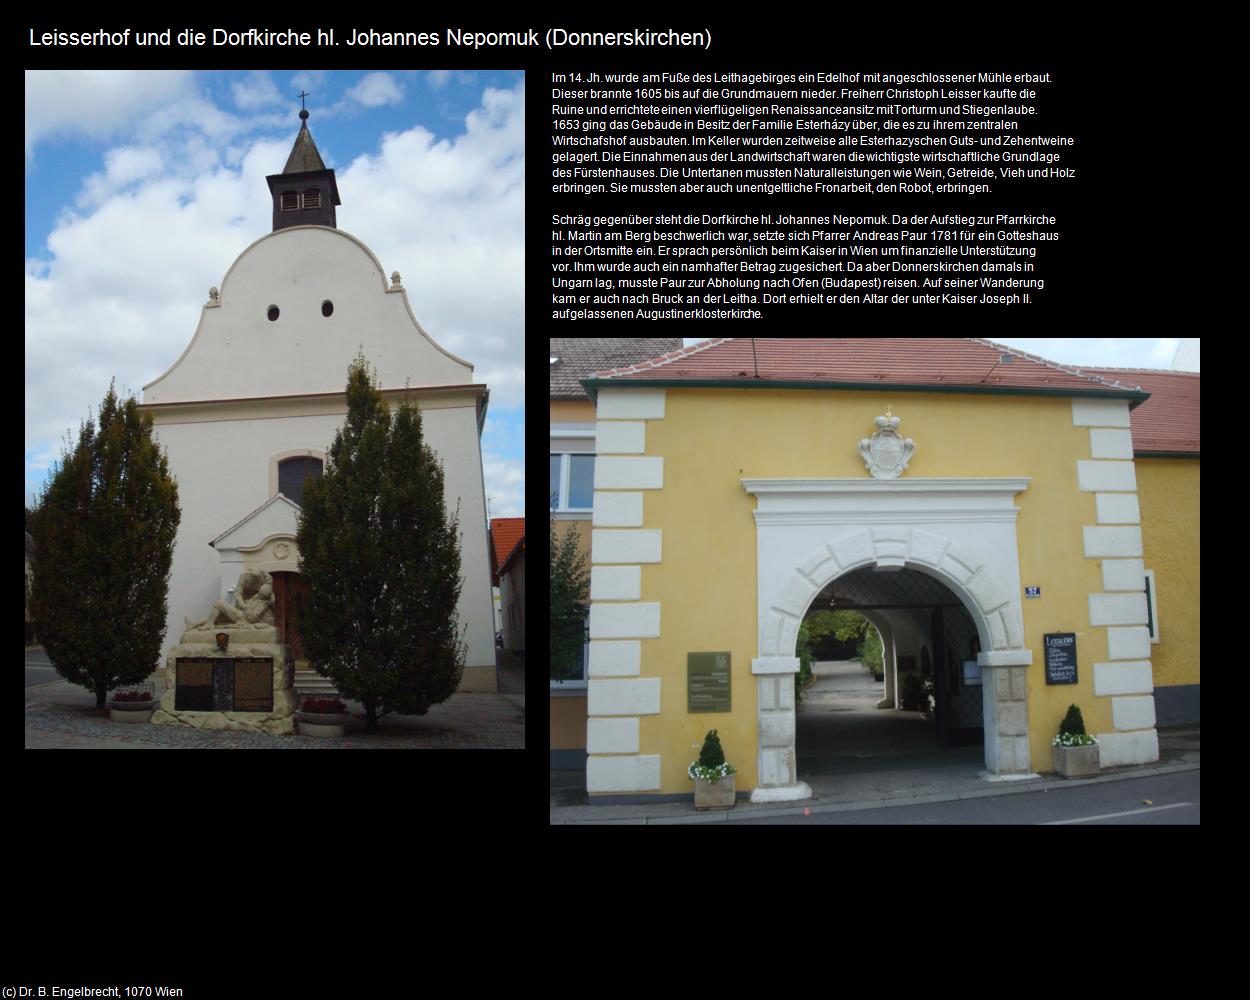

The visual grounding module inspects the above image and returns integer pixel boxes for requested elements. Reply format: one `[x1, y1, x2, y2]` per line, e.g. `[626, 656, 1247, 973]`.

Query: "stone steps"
[293, 669, 339, 698]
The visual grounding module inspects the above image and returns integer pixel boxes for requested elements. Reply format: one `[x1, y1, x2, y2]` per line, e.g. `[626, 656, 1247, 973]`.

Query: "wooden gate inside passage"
[271, 571, 311, 663]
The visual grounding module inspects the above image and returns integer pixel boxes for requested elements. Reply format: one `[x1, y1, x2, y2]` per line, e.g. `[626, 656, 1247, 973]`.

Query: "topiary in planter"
[1053, 703, 1099, 777]
[1059, 704, 1087, 737]
[698, 730, 726, 771]
[689, 730, 736, 809]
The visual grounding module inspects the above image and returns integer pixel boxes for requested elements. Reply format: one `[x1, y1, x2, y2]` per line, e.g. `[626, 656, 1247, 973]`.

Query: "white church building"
[139, 107, 497, 693]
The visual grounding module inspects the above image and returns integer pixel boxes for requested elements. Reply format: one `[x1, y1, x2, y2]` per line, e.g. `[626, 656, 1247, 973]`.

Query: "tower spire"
[265, 100, 341, 232]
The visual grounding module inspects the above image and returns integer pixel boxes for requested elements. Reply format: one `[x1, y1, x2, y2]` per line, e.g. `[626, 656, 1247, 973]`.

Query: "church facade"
[140, 110, 497, 693]
[578, 338, 1199, 799]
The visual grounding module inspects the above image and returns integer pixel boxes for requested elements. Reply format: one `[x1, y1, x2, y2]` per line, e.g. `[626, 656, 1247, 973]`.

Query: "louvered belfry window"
[303, 188, 321, 209]
[281, 191, 299, 211]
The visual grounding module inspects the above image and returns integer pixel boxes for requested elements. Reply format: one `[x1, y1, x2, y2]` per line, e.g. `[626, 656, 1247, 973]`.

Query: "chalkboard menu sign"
[688, 652, 731, 713]
[1044, 633, 1078, 685]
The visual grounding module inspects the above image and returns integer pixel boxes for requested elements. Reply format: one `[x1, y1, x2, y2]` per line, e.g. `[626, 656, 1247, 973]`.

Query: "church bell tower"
[265, 99, 341, 232]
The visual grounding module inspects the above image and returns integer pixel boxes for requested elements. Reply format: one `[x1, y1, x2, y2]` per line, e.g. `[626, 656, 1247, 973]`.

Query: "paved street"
[728, 770, 1200, 824]
[551, 659, 1200, 825]
[25, 646, 58, 688]
[25, 646, 525, 749]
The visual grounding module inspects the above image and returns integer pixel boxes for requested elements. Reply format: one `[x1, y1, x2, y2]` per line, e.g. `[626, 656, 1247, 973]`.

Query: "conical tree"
[549, 505, 589, 681]
[295, 354, 466, 730]
[30, 382, 180, 707]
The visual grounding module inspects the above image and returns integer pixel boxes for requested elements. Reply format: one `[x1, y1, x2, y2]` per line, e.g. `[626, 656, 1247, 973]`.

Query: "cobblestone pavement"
[25, 677, 525, 749]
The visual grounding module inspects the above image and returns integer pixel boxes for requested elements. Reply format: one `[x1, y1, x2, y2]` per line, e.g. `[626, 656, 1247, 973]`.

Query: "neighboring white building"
[1172, 338, 1200, 372]
[140, 109, 497, 692]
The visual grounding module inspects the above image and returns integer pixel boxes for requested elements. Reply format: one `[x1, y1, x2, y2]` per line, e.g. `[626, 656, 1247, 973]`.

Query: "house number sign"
[688, 652, 731, 713]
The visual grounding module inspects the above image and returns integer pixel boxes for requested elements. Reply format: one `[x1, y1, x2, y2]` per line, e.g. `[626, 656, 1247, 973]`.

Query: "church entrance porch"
[272, 571, 310, 663]
[270, 570, 337, 698]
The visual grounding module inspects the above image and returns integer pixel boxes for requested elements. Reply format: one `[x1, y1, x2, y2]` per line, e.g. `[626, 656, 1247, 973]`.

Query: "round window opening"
[322, 300, 334, 317]
[267, 305, 280, 321]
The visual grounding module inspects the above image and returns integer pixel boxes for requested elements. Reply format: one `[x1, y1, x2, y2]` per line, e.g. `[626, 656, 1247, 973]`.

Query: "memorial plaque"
[175, 658, 216, 711]
[233, 658, 274, 712]
[1044, 633, 1078, 685]
[688, 652, 731, 713]
[174, 657, 274, 712]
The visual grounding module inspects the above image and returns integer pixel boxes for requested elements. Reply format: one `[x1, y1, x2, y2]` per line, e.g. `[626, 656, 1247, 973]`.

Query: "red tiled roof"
[1081, 368, 1200, 454]
[489, 517, 525, 584]
[550, 338, 683, 399]
[586, 338, 1150, 405]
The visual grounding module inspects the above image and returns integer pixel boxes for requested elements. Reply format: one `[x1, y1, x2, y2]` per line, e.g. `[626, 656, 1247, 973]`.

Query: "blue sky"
[684, 338, 1195, 371]
[25, 69, 524, 517]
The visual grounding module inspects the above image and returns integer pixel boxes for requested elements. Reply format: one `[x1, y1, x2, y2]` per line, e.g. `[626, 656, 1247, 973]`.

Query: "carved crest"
[858, 407, 916, 479]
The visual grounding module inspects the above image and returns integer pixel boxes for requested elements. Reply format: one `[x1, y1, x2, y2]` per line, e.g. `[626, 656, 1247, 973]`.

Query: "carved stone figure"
[184, 568, 276, 631]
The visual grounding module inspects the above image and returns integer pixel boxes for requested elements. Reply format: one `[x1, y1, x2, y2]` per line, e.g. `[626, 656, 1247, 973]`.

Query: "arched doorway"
[795, 566, 987, 785]
[744, 477, 1036, 803]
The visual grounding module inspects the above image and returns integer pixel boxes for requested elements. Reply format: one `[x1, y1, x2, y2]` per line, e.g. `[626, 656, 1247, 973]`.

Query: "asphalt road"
[727, 770, 1200, 825]
[24, 646, 58, 688]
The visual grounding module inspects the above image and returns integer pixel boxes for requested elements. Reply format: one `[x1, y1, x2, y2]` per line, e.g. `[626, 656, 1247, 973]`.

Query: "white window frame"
[550, 426, 596, 515]
[1144, 569, 1160, 643]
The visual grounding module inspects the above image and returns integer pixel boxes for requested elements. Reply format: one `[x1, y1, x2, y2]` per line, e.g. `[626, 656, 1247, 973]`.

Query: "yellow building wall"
[551, 399, 596, 424]
[633, 388, 1119, 793]
[1137, 457, 1200, 688]
[550, 397, 596, 755]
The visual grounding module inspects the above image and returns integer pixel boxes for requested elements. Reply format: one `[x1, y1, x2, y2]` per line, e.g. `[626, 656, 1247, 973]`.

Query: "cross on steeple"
[298, 90, 311, 121]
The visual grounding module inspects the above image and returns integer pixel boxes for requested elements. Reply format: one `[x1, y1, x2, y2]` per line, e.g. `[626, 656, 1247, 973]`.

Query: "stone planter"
[295, 711, 347, 738]
[1053, 742, 1100, 779]
[693, 775, 736, 810]
[108, 699, 156, 724]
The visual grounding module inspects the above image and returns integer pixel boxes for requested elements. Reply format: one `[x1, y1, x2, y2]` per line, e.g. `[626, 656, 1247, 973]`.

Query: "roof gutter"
[580, 377, 1151, 409]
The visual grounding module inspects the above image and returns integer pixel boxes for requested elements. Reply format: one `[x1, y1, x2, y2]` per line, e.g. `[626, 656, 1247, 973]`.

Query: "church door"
[272, 571, 311, 664]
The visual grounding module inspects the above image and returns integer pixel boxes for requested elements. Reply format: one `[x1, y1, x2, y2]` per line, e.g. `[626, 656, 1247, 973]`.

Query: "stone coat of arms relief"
[858, 407, 916, 479]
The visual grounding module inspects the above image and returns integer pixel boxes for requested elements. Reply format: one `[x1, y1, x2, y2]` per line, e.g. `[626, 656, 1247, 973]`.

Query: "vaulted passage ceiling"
[812, 565, 967, 612]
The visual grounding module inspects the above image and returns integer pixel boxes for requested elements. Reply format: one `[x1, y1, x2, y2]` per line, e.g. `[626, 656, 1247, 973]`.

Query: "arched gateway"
[745, 477, 1035, 802]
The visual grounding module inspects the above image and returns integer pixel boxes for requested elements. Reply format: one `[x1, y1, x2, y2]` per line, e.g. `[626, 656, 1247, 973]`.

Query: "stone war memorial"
[151, 568, 297, 734]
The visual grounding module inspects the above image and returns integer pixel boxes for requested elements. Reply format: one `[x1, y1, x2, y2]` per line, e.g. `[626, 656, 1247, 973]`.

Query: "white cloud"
[76, 146, 165, 208]
[481, 453, 525, 517]
[231, 71, 283, 111]
[336, 80, 525, 406]
[427, 70, 453, 90]
[345, 72, 404, 108]
[25, 70, 197, 163]
[989, 339, 1184, 370]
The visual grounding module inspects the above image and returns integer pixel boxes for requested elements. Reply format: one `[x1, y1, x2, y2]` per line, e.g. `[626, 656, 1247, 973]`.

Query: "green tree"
[295, 355, 466, 730]
[549, 503, 589, 681]
[30, 382, 180, 707]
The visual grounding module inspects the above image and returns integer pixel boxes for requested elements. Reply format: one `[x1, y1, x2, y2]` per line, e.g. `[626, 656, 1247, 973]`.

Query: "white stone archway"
[744, 478, 1036, 803]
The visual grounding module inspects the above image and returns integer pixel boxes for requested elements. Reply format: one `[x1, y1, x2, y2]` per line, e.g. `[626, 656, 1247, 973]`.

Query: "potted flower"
[295, 696, 348, 738]
[108, 684, 157, 724]
[688, 730, 737, 810]
[1052, 704, 1100, 778]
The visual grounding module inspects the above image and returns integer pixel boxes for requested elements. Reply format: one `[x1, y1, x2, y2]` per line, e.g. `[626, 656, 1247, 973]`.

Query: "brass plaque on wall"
[688, 652, 731, 713]
[175, 658, 215, 711]
[173, 657, 273, 712]
[233, 658, 274, 712]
